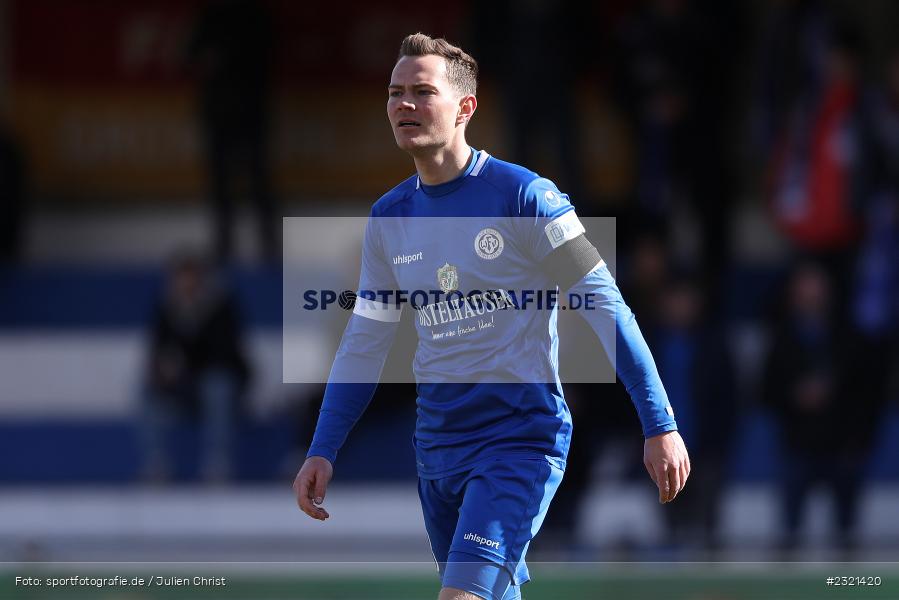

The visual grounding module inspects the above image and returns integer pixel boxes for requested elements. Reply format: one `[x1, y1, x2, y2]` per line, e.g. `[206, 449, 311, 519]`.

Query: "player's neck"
[413, 141, 473, 186]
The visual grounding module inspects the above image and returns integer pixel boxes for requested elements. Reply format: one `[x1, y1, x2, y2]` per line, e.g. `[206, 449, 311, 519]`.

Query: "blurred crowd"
[1, 0, 897, 560]
[500, 0, 899, 558]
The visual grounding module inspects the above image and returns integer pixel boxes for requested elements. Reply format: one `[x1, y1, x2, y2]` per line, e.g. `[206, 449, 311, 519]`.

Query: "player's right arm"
[294, 213, 401, 520]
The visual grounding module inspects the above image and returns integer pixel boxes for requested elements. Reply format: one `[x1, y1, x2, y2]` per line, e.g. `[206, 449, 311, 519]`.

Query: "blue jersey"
[308, 148, 676, 478]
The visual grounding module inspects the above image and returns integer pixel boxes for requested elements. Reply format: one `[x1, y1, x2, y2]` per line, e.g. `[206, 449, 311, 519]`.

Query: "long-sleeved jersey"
[308, 148, 676, 478]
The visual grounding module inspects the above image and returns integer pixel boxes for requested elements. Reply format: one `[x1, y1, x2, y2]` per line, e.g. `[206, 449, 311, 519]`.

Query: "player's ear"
[456, 94, 477, 126]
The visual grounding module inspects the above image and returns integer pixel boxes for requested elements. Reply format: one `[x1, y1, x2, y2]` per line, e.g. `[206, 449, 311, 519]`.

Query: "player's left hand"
[643, 430, 690, 503]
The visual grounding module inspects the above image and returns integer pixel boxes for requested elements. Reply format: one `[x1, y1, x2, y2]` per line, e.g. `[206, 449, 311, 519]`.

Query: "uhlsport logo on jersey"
[544, 190, 562, 208]
[437, 263, 459, 293]
[463, 532, 501, 550]
[474, 228, 504, 260]
[393, 251, 423, 265]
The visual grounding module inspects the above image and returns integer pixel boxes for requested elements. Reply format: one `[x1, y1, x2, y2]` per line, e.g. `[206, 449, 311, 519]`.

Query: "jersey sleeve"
[355, 213, 401, 315]
[306, 213, 401, 464]
[517, 176, 585, 263]
[569, 263, 678, 438]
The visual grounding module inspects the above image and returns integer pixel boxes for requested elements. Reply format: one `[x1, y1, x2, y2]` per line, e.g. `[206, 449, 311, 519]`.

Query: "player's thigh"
[439, 585, 519, 600]
[438, 587, 485, 600]
[441, 552, 522, 600]
[452, 458, 564, 586]
[418, 476, 464, 568]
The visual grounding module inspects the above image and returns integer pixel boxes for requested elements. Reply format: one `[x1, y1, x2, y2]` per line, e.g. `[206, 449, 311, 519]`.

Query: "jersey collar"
[416, 148, 490, 196]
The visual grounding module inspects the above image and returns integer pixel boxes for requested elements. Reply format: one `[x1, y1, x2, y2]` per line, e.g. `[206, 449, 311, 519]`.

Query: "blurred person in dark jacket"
[611, 0, 739, 307]
[653, 272, 736, 554]
[472, 0, 590, 204]
[189, 0, 278, 262]
[763, 262, 857, 552]
[840, 45, 899, 499]
[623, 231, 669, 337]
[141, 253, 251, 483]
[0, 116, 26, 263]
[752, 0, 830, 157]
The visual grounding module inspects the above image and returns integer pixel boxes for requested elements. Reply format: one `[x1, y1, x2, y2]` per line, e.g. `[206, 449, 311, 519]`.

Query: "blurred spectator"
[0, 116, 26, 263]
[852, 46, 899, 346]
[762, 263, 858, 552]
[765, 21, 867, 288]
[752, 0, 831, 157]
[472, 0, 590, 203]
[141, 253, 251, 483]
[652, 272, 736, 553]
[611, 0, 739, 302]
[622, 230, 669, 336]
[840, 45, 899, 499]
[188, 0, 278, 263]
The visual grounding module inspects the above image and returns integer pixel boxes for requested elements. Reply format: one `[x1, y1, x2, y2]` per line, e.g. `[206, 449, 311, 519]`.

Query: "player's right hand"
[293, 456, 333, 521]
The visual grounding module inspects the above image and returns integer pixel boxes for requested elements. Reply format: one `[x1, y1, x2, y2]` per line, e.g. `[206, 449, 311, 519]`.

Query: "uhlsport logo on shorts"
[463, 532, 501, 550]
[475, 228, 504, 260]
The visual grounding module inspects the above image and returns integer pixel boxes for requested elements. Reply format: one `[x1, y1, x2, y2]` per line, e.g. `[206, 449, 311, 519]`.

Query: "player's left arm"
[518, 174, 689, 502]
[543, 234, 690, 503]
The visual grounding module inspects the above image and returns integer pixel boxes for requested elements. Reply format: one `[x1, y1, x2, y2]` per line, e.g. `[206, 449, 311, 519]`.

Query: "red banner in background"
[9, 1, 630, 204]
[11, 0, 198, 87]
[11, 0, 465, 87]
[8, 0, 470, 202]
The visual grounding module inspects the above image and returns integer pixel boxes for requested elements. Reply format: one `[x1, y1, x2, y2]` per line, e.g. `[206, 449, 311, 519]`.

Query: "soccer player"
[294, 33, 690, 600]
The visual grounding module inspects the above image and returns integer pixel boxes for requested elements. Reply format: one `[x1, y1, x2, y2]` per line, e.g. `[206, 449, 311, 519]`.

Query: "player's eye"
[389, 91, 402, 97]
[418, 90, 435, 95]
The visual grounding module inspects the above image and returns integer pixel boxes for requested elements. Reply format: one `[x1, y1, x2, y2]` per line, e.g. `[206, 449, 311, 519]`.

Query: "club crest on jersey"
[437, 263, 459, 293]
[474, 228, 504, 260]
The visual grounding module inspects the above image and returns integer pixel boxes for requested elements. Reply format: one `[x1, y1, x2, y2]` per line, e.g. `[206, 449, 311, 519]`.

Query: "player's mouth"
[397, 120, 421, 128]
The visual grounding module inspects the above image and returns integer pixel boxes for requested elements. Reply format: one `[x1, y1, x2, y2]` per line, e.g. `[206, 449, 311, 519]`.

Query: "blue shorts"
[418, 457, 564, 600]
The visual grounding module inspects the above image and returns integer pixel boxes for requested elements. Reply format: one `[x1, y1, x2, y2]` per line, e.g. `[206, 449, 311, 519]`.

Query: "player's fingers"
[295, 473, 328, 520]
[295, 479, 311, 514]
[307, 472, 330, 520]
[294, 474, 313, 513]
[667, 462, 681, 503]
[313, 471, 328, 506]
[653, 463, 669, 503]
[680, 456, 690, 491]
[644, 459, 658, 487]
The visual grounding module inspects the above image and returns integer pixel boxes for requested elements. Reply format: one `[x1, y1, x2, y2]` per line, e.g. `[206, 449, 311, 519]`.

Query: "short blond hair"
[397, 33, 478, 97]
